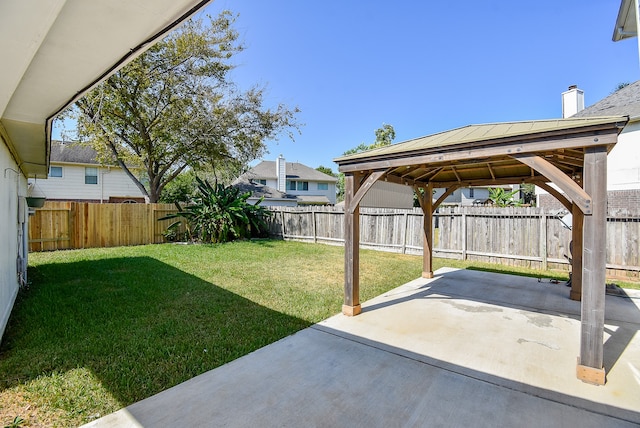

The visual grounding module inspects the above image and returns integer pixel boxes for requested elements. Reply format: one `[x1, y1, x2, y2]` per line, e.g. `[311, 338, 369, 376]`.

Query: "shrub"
[160, 177, 271, 243]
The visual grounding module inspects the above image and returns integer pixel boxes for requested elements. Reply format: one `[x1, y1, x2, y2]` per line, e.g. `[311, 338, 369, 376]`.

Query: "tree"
[315, 165, 336, 177]
[337, 124, 395, 201]
[66, 12, 300, 202]
[612, 82, 630, 94]
[342, 123, 395, 156]
[159, 170, 197, 204]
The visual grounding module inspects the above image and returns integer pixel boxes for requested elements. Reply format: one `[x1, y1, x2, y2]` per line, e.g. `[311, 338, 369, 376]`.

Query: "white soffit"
[0, 0, 211, 177]
[613, 0, 637, 41]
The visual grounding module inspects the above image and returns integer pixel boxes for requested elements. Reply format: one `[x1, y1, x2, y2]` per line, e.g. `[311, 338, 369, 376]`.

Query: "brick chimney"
[561, 85, 584, 118]
[276, 154, 286, 192]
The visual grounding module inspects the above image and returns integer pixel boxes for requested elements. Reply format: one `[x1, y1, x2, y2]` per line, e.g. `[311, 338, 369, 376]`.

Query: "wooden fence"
[28, 202, 640, 280]
[28, 201, 179, 251]
[267, 206, 640, 281]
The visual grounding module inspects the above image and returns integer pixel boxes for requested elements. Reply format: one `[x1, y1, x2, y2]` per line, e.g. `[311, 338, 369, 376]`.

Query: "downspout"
[100, 167, 111, 203]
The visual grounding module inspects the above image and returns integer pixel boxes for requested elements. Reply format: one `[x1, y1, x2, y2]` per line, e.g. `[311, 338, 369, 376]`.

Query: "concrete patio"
[85, 268, 640, 427]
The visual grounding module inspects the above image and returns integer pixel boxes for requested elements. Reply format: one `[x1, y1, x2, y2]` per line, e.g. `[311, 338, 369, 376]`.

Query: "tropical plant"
[160, 177, 271, 243]
[488, 187, 522, 207]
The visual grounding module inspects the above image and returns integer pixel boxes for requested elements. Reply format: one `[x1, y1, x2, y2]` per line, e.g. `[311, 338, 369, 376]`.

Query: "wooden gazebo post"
[343, 172, 361, 316]
[415, 183, 434, 278]
[576, 146, 608, 385]
[570, 204, 584, 301]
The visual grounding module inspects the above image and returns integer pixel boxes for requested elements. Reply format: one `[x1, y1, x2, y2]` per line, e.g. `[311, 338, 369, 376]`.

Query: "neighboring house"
[30, 141, 146, 203]
[0, 0, 210, 341]
[235, 155, 338, 206]
[537, 82, 640, 213]
[233, 179, 298, 207]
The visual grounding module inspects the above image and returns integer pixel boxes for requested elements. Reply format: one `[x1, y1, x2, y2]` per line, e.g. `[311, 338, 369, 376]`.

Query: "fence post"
[281, 210, 286, 239]
[461, 212, 467, 260]
[402, 211, 408, 254]
[312, 210, 317, 243]
[540, 212, 548, 270]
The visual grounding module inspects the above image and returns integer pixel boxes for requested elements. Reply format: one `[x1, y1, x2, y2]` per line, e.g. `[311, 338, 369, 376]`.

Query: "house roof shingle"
[50, 141, 100, 164]
[573, 80, 640, 120]
[246, 161, 338, 182]
[233, 178, 296, 200]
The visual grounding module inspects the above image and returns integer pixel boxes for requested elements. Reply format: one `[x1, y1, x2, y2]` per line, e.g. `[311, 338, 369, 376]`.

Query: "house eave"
[0, 0, 212, 178]
[613, 0, 637, 41]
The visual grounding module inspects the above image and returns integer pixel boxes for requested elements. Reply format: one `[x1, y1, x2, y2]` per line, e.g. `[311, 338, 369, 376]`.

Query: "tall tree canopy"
[66, 12, 300, 202]
[342, 123, 396, 156]
[336, 124, 396, 201]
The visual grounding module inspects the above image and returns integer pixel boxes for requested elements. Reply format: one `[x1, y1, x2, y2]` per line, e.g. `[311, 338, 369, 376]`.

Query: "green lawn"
[0, 240, 636, 427]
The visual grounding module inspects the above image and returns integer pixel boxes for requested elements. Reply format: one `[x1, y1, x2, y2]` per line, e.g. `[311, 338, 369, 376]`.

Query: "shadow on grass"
[0, 257, 311, 406]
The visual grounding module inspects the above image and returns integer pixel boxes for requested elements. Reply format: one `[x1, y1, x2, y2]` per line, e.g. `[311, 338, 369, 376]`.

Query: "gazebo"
[334, 116, 628, 385]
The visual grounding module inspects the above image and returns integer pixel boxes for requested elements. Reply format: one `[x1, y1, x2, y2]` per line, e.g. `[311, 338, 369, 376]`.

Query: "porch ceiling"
[0, 0, 211, 177]
[334, 116, 628, 189]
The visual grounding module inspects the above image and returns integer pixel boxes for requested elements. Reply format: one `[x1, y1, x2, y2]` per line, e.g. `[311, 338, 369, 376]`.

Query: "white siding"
[433, 187, 495, 206]
[32, 163, 145, 201]
[264, 178, 336, 204]
[607, 121, 640, 191]
[285, 181, 336, 204]
[0, 135, 27, 339]
[361, 181, 413, 209]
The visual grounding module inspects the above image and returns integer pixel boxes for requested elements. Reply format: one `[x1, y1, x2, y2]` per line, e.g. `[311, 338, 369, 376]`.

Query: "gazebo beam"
[433, 185, 461, 212]
[338, 132, 618, 174]
[347, 170, 387, 214]
[534, 181, 573, 211]
[576, 146, 608, 385]
[512, 154, 592, 214]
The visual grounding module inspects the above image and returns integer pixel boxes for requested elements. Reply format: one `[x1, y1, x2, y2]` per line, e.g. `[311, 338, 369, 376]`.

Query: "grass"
[0, 240, 423, 427]
[1, 240, 637, 427]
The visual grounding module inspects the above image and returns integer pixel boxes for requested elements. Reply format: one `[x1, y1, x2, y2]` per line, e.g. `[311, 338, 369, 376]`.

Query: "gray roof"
[573, 80, 640, 120]
[245, 161, 338, 182]
[233, 178, 296, 200]
[296, 195, 332, 205]
[50, 141, 101, 164]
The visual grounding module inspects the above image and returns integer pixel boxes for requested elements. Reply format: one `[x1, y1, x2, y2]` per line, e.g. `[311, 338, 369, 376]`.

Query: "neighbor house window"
[293, 181, 308, 191]
[317, 182, 328, 191]
[286, 180, 308, 191]
[48, 166, 62, 178]
[256, 179, 267, 185]
[85, 167, 98, 185]
[469, 188, 474, 198]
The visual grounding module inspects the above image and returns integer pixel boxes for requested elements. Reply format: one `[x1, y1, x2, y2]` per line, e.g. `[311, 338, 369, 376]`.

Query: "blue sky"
[207, 0, 638, 172]
[54, 0, 639, 173]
